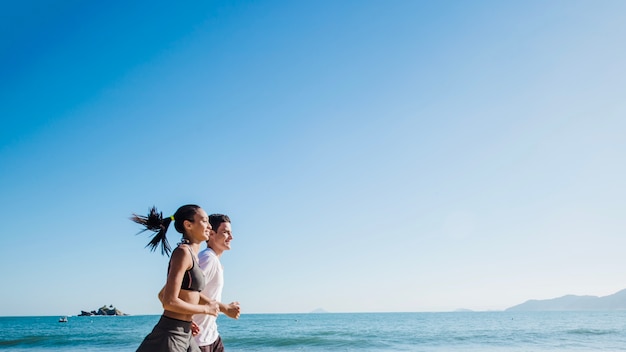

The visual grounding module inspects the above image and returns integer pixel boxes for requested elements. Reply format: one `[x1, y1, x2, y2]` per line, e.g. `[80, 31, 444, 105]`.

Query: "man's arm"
[219, 301, 241, 319]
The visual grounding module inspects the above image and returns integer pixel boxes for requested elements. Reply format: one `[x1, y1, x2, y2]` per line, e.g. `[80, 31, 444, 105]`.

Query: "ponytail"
[131, 204, 201, 256]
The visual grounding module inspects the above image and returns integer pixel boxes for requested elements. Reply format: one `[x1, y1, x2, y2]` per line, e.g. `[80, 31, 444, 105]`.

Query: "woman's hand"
[205, 300, 220, 316]
[191, 321, 200, 336]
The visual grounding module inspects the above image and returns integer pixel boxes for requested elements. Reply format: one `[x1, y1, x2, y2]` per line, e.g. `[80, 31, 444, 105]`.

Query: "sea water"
[1, 311, 626, 351]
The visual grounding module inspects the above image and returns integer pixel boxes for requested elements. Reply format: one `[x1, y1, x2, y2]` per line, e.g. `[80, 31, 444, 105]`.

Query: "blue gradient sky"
[1, 0, 625, 316]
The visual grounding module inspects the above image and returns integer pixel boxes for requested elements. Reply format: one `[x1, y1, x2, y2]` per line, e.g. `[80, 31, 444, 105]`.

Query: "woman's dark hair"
[131, 204, 201, 256]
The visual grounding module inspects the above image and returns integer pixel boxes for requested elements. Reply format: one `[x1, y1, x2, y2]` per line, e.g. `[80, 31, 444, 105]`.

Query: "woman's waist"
[162, 310, 194, 323]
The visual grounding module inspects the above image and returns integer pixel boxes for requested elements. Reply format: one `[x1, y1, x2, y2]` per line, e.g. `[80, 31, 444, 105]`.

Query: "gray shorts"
[137, 315, 201, 352]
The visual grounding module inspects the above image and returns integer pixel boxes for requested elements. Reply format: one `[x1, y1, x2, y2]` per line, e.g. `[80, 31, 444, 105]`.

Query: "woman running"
[131, 204, 220, 352]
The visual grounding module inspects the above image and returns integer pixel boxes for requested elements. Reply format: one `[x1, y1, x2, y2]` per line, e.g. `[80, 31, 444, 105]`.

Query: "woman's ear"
[183, 219, 193, 232]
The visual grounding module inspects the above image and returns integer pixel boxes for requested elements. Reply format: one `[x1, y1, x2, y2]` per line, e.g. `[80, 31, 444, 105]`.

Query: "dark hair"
[131, 204, 201, 256]
[209, 214, 231, 233]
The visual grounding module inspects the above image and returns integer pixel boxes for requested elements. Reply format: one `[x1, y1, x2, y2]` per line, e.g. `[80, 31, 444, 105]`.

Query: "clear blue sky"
[1, 0, 625, 316]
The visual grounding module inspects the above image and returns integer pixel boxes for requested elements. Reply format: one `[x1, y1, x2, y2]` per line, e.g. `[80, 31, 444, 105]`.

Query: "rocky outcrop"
[78, 305, 128, 316]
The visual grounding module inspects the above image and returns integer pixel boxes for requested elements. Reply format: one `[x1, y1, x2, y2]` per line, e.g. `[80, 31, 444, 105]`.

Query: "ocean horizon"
[2, 311, 625, 351]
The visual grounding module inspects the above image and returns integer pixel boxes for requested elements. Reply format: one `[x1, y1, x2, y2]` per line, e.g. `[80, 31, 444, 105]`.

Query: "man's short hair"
[209, 214, 231, 232]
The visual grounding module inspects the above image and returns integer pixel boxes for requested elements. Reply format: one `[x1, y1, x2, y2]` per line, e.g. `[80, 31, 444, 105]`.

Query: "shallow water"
[2, 311, 626, 351]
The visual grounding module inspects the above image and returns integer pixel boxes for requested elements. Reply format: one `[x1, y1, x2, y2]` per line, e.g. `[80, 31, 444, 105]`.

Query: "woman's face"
[184, 208, 211, 243]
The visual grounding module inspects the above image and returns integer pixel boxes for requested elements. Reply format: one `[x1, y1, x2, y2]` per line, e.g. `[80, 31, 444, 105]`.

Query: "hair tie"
[170, 215, 175, 221]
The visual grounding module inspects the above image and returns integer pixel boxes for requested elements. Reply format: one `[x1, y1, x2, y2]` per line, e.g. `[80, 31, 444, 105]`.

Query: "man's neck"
[208, 246, 223, 257]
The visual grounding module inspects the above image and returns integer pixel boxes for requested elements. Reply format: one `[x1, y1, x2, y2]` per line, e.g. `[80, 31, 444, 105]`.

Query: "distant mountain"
[454, 308, 474, 312]
[506, 289, 626, 311]
[310, 308, 328, 313]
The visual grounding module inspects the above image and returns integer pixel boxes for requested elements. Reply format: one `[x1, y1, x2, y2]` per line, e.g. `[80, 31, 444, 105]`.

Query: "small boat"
[59, 316, 68, 323]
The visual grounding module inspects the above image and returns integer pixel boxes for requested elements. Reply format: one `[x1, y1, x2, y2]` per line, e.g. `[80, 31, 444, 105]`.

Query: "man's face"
[209, 221, 232, 252]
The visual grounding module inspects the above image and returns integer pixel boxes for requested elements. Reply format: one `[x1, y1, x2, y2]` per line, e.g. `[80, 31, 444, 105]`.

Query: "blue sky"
[1, 0, 625, 316]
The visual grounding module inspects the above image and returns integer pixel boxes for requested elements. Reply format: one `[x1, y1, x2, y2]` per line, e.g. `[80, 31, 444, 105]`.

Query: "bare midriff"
[162, 290, 201, 322]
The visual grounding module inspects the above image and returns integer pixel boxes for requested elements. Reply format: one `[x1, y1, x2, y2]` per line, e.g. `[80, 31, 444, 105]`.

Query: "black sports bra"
[170, 247, 205, 292]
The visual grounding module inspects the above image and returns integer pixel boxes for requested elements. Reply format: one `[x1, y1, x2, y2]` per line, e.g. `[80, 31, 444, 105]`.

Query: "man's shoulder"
[198, 247, 216, 258]
[198, 248, 218, 268]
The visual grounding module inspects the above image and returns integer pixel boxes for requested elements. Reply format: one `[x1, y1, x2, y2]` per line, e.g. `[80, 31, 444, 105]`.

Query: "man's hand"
[206, 300, 220, 317]
[222, 301, 241, 319]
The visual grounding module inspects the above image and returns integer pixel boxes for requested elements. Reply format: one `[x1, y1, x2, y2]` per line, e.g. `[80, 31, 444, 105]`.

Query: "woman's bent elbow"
[161, 299, 178, 311]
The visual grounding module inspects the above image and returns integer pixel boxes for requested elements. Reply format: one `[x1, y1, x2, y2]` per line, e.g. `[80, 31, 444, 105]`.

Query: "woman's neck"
[180, 239, 201, 253]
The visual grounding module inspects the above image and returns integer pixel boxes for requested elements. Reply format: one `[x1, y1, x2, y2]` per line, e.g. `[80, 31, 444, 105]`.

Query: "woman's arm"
[198, 292, 213, 305]
[198, 293, 240, 319]
[159, 287, 220, 313]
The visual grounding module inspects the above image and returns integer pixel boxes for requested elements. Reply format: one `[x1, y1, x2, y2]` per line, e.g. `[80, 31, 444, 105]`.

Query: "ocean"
[1, 311, 625, 351]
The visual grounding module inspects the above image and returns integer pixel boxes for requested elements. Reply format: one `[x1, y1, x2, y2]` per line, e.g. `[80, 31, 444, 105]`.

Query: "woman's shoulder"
[170, 244, 192, 260]
[174, 242, 193, 251]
